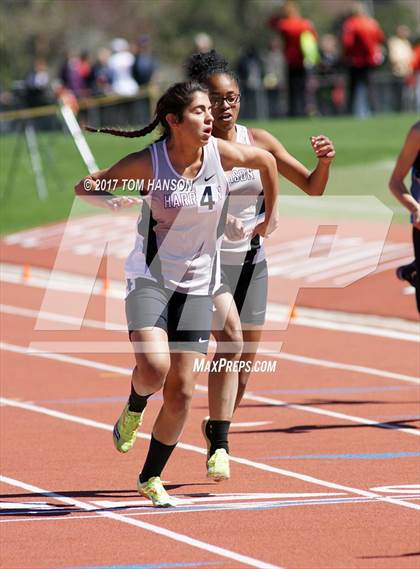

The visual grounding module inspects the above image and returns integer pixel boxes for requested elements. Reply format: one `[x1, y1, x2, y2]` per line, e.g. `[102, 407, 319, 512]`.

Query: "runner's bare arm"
[74, 149, 153, 209]
[250, 128, 335, 196]
[389, 123, 420, 228]
[217, 138, 279, 237]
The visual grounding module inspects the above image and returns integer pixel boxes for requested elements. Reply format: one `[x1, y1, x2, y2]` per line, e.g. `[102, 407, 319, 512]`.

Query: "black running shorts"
[216, 259, 268, 325]
[125, 277, 213, 354]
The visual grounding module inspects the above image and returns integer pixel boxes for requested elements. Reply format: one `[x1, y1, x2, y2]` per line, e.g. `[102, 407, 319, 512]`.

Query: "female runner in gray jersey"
[75, 81, 279, 506]
[186, 51, 336, 481]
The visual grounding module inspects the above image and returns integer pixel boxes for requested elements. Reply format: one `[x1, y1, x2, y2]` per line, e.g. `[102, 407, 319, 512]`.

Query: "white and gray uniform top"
[221, 124, 265, 266]
[125, 136, 229, 296]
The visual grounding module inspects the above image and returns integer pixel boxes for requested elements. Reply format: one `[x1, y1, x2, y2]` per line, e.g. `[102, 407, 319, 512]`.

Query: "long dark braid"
[85, 81, 208, 139]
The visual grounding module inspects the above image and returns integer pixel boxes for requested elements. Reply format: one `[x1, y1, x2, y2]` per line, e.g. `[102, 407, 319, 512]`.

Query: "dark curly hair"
[185, 49, 237, 84]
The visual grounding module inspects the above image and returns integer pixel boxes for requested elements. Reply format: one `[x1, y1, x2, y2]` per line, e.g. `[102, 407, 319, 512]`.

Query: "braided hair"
[85, 81, 208, 139]
[185, 49, 237, 84]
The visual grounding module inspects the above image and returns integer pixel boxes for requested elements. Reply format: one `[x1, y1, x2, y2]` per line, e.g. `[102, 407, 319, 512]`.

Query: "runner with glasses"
[186, 50, 335, 481]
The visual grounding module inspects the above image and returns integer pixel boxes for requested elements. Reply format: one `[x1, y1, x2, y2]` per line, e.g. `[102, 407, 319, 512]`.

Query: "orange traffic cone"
[289, 303, 297, 320]
[102, 277, 110, 293]
[22, 265, 31, 282]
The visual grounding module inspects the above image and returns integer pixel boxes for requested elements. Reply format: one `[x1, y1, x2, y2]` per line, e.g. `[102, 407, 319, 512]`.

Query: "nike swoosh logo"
[204, 174, 216, 182]
[198, 337, 209, 343]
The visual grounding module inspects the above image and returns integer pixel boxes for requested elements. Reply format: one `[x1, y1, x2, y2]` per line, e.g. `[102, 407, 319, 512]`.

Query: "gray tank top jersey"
[125, 136, 229, 295]
[221, 124, 266, 266]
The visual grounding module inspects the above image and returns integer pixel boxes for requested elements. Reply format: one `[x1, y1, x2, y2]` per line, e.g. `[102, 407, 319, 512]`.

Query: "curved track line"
[0, 475, 281, 569]
[1, 397, 419, 512]
[1, 342, 419, 437]
[1, 303, 418, 384]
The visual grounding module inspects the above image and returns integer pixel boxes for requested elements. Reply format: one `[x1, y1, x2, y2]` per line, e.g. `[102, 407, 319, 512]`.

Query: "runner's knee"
[163, 381, 195, 415]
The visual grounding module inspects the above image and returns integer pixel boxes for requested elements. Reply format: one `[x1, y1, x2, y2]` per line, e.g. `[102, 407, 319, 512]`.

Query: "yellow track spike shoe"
[137, 476, 179, 507]
[201, 416, 211, 459]
[207, 448, 230, 482]
[113, 403, 144, 453]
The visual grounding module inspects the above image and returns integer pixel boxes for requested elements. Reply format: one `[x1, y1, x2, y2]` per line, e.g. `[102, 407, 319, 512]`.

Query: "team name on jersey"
[163, 183, 222, 209]
[164, 191, 197, 208]
[229, 168, 256, 185]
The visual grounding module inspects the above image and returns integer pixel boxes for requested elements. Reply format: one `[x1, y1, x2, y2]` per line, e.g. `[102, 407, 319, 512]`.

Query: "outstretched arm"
[74, 149, 152, 210]
[217, 138, 280, 238]
[250, 128, 335, 196]
[389, 123, 420, 229]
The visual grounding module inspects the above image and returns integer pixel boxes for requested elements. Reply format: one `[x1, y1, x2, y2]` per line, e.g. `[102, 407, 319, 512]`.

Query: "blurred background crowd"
[1, 0, 419, 128]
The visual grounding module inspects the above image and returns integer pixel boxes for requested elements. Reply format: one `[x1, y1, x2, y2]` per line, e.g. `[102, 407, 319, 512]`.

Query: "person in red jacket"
[342, 2, 385, 117]
[268, 0, 317, 117]
[412, 38, 420, 113]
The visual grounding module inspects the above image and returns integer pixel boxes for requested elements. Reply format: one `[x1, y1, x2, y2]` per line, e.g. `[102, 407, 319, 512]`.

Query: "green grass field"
[0, 113, 416, 235]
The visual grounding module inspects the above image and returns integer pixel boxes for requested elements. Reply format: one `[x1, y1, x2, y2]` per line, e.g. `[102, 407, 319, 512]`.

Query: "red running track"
[1, 271, 419, 569]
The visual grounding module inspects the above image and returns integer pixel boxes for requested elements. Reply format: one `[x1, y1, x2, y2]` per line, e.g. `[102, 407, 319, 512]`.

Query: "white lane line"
[266, 304, 419, 343]
[286, 242, 389, 279]
[327, 252, 412, 285]
[231, 421, 271, 428]
[266, 237, 361, 264]
[307, 244, 407, 282]
[0, 303, 126, 330]
[272, 352, 419, 385]
[2, 496, 420, 525]
[0, 502, 55, 511]
[2, 266, 419, 340]
[1, 397, 419, 512]
[236, 391, 420, 437]
[336, 256, 414, 286]
[1, 341, 127, 375]
[91, 492, 346, 509]
[0, 475, 282, 569]
[286, 316, 418, 343]
[1, 303, 418, 383]
[2, 342, 419, 437]
[277, 305, 417, 334]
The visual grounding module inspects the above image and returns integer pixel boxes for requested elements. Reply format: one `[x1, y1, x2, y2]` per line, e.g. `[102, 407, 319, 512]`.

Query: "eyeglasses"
[210, 93, 241, 108]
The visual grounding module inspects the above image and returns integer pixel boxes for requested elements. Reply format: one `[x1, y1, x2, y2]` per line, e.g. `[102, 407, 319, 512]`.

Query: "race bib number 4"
[195, 184, 220, 213]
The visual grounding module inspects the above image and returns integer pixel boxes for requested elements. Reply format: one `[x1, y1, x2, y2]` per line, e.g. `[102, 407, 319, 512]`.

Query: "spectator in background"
[60, 52, 88, 98]
[263, 36, 286, 117]
[411, 36, 420, 112]
[319, 33, 340, 73]
[131, 34, 158, 124]
[108, 38, 139, 97]
[24, 58, 51, 107]
[89, 48, 113, 96]
[132, 35, 158, 88]
[236, 45, 265, 119]
[183, 33, 214, 81]
[24, 57, 54, 130]
[77, 51, 92, 97]
[318, 34, 344, 115]
[388, 25, 413, 112]
[268, 0, 318, 117]
[193, 32, 213, 54]
[341, 1, 385, 117]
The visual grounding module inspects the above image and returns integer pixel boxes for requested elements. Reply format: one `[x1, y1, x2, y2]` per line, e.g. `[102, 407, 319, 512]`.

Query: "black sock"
[139, 435, 177, 483]
[128, 383, 153, 413]
[206, 419, 230, 456]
